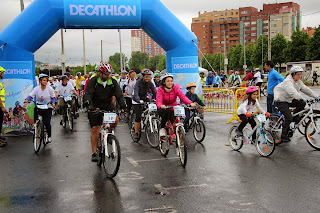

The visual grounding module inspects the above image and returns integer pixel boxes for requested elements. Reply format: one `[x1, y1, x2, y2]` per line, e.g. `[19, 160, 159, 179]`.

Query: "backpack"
[260, 72, 265, 79]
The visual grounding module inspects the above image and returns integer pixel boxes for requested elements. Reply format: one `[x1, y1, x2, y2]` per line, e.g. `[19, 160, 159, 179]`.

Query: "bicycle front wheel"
[102, 135, 121, 178]
[228, 126, 243, 151]
[305, 117, 320, 150]
[176, 126, 187, 167]
[33, 121, 42, 153]
[193, 119, 206, 143]
[129, 114, 141, 142]
[67, 109, 73, 132]
[255, 130, 275, 157]
[146, 117, 160, 148]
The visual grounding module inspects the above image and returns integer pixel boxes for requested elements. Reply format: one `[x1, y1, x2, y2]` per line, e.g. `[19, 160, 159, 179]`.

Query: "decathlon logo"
[174, 63, 198, 70]
[69, 5, 137, 16]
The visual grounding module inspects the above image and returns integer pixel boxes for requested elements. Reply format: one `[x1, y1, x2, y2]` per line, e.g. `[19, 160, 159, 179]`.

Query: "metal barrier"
[202, 87, 261, 123]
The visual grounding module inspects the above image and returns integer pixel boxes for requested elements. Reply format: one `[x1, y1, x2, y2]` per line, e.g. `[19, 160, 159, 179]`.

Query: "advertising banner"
[64, 0, 142, 27]
[0, 61, 35, 135]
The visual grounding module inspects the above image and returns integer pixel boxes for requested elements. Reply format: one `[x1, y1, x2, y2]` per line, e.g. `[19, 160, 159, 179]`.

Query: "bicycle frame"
[243, 116, 268, 144]
[165, 116, 184, 144]
[100, 124, 116, 158]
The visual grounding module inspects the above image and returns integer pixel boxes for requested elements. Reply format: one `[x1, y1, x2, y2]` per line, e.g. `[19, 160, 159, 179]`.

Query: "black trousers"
[158, 109, 174, 128]
[34, 108, 53, 137]
[132, 104, 143, 122]
[238, 114, 257, 139]
[125, 97, 132, 115]
[276, 99, 306, 139]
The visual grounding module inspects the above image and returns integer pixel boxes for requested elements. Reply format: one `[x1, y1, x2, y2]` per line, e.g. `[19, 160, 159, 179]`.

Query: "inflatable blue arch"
[0, 0, 200, 133]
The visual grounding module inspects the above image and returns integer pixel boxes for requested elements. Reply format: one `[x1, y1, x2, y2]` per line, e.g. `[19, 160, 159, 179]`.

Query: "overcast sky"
[0, 0, 319, 66]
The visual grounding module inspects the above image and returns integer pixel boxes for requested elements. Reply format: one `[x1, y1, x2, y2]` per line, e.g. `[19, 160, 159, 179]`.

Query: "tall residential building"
[131, 29, 166, 57]
[191, 2, 301, 55]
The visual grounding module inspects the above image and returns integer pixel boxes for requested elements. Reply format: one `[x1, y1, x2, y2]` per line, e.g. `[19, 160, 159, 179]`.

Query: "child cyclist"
[156, 73, 196, 137]
[236, 86, 270, 139]
[24, 74, 56, 143]
[183, 83, 206, 129]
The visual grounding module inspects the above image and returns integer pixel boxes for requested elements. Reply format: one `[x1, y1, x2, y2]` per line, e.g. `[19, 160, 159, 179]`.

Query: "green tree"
[157, 55, 166, 71]
[285, 29, 310, 62]
[147, 55, 164, 70]
[212, 53, 224, 71]
[227, 46, 235, 70]
[201, 54, 214, 71]
[271, 33, 288, 71]
[129, 52, 149, 70]
[240, 42, 256, 70]
[253, 35, 268, 68]
[306, 26, 320, 60]
[108, 61, 120, 73]
[109, 53, 128, 70]
[229, 44, 243, 70]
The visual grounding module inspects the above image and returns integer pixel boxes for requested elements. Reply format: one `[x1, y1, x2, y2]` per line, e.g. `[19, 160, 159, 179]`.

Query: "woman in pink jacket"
[156, 73, 196, 137]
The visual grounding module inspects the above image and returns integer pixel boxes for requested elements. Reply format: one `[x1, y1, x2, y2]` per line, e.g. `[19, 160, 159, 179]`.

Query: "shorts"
[88, 105, 115, 128]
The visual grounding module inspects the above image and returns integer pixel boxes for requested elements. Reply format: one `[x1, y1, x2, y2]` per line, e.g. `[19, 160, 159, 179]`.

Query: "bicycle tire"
[228, 126, 243, 151]
[146, 117, 160, 148]
[193, 119, 206, 143]
[305, 116, 320, 150]
[159, 133, 169, 157]
[97, 133, 103, 167]
[265, 114, 282, 145]
[67, 108, 73, 132]
[176, 126, 187, 167]
[101, 135, 121, 179]
[255, 129, 275, 157]
[297, 110, 320, 135]
[129, 113, 141, 142]
[33, 121, 42, 153]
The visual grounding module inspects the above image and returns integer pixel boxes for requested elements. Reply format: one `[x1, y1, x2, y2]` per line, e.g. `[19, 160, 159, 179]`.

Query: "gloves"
[265, 112, 271, 118]
[301, 98, 307, 102]
[246, 112, 252, 119]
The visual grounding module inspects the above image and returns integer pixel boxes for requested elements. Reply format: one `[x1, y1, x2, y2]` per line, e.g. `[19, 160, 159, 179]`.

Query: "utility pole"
[20, 0, 24, 12]
[261, 34, 264, 70]
[61, 29, 66, 74]
[101, 40, 103, 62]
[224, 31, 228, 72]
[198, 39, 202, 68]
[119, 29, 123, 71]
[268, 13, 272, 60]
[243, 23, 247, 70]
[82, 29, 87, 75]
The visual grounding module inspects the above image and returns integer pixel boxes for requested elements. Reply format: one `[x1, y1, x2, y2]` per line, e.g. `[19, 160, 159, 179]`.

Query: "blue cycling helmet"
[39, 74, 49, 80]
[15, 101, 20, 105]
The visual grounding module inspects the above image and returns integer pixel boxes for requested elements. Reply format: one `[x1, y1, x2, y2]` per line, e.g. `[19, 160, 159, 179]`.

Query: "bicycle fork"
[101, 130, 116, 158]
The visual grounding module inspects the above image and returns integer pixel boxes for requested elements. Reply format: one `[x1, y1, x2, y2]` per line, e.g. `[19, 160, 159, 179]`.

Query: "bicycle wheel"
[102, 135, 121, 179]
[146, 116, 160, 148]
[176, 126, 187, 167]
[298, 118, 309, 135]
[33, 121, 42, 153]
[228, 126, 243, 151]
[193, 119, 206, 143]
[265, 114, 282, 145]
[97, 133, 103, 167]
[305, 117, 320, 150]
[159, 132, 169, 157]
[129, 114, 141, 141]
[67, 108, 73, 132]
[255, 130, 275, 157]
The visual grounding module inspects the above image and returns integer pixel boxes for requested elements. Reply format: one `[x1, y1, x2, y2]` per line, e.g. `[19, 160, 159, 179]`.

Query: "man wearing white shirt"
[254, 68, 263, 89]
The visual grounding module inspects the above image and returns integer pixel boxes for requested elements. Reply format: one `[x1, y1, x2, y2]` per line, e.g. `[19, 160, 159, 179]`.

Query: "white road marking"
[145, 205, 176, 213]
[154, 183, 209, 195]
[118, 172, 144, 180]
[126, 157, 140, 167]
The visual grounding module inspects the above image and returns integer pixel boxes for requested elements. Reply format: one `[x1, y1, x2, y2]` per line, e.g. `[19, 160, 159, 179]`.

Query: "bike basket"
[37, 105, 48, 110]
[174, 106, 185, 116]
[257, 114, 267, 123]
[64, 96, 72, 102]
[103, 113, 117, 124]
[148, 104, 157, 112]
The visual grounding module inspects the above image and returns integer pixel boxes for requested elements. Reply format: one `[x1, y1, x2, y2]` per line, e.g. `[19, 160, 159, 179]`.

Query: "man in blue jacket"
[206, 71, 216, 86]
[265, 60, 284, 113]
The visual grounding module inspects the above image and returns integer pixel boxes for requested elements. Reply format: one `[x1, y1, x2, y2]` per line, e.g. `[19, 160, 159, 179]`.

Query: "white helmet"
[290, 66, 304, 74]
[160, 73, 173, 81]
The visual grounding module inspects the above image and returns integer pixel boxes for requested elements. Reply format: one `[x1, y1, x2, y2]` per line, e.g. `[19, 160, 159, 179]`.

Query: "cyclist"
[274, 66, 319, 142]
[253, 68, 263, 88]
[153, 73, 161, 88]
[236, 86, 270, 140]
[156, 73, 195, 137]
[123, 70, 136, 118]
[75, 72, 85, 91]
[132, 69, 157, 142]
[184, 83, 206, 129]
[0, 66, 7, 147]
[54, 75, 78, 125]
[118, 70, 128, 92]
[65, 72, 76, 89]
[24, 74, 55, 143]
[200, 72, 206, 86]
[84, 62, 126, 162]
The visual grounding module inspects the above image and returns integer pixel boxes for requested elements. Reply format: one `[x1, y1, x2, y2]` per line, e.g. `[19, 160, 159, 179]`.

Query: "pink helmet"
[246, 86, 259, 94]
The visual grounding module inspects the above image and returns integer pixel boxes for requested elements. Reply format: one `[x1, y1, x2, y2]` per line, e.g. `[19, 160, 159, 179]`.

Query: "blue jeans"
[184, 109, 191, 128]
[267, 94, 277, 114]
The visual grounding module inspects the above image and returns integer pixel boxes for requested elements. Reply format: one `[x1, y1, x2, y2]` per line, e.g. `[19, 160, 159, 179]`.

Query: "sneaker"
[60, 120, 64, 125]
[159, 128, 166, 137]
[134, 133, 140, 142]
[236, 128, 243, 136]
[281, 137, 291, 143]
[91, 152, 98, 162]
[47, 137, 52, 143]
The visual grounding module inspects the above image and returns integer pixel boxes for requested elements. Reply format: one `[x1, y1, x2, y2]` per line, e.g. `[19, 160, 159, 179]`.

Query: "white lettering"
[174, 63, 198, 70]
[69, 5, 137, 17]
[6, 69, 31, 75]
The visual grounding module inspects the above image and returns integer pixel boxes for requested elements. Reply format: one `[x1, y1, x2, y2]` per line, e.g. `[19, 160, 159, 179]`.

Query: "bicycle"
[183, 106, 206, 143]
[228, 114, 275, 157]
[159, 106, 187, 167]
[129, 101, 161, 148]
[59, 95, 75, 131]
[91, 109, 121, 179]
[266, 99, 320, 150]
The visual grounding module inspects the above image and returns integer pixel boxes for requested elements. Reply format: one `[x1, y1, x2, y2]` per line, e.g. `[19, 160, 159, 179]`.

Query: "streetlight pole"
[61, 29, 66, 74]
[20, 0, 24, 12]
[119, 29, 123, 71]
[261, 34, 264, 70]
[243, 23, 246, 70]
[268, 13, 272, 60]
[82, 29, 87, 75]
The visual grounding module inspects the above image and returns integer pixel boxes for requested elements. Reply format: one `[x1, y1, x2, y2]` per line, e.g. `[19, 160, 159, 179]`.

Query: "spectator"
[0, 66, 7, 147]
[214, 72, 222, 87]
[206, 71, 216, 86]
[233, 71, 242, 87]
[228, 70, 236, 85]
[312, 71, 319, 86]
[200, 72, 206, 86]
[265, 60, 284, 113]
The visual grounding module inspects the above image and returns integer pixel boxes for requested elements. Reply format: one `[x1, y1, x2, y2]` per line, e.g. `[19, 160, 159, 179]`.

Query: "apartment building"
[131, 29, 166, 57]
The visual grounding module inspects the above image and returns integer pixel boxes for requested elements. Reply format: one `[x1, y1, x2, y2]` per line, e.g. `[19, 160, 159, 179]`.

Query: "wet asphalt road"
[1, 92, 320, 213]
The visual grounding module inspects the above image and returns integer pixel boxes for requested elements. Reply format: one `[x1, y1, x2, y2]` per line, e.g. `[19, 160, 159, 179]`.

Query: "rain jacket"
[274, 74, 318, 102]
[156, 84, 192, 109]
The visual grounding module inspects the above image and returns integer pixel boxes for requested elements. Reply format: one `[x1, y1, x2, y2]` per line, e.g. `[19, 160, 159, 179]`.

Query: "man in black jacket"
[132, 69, 157, 142]
[85, 62, 126, 162]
